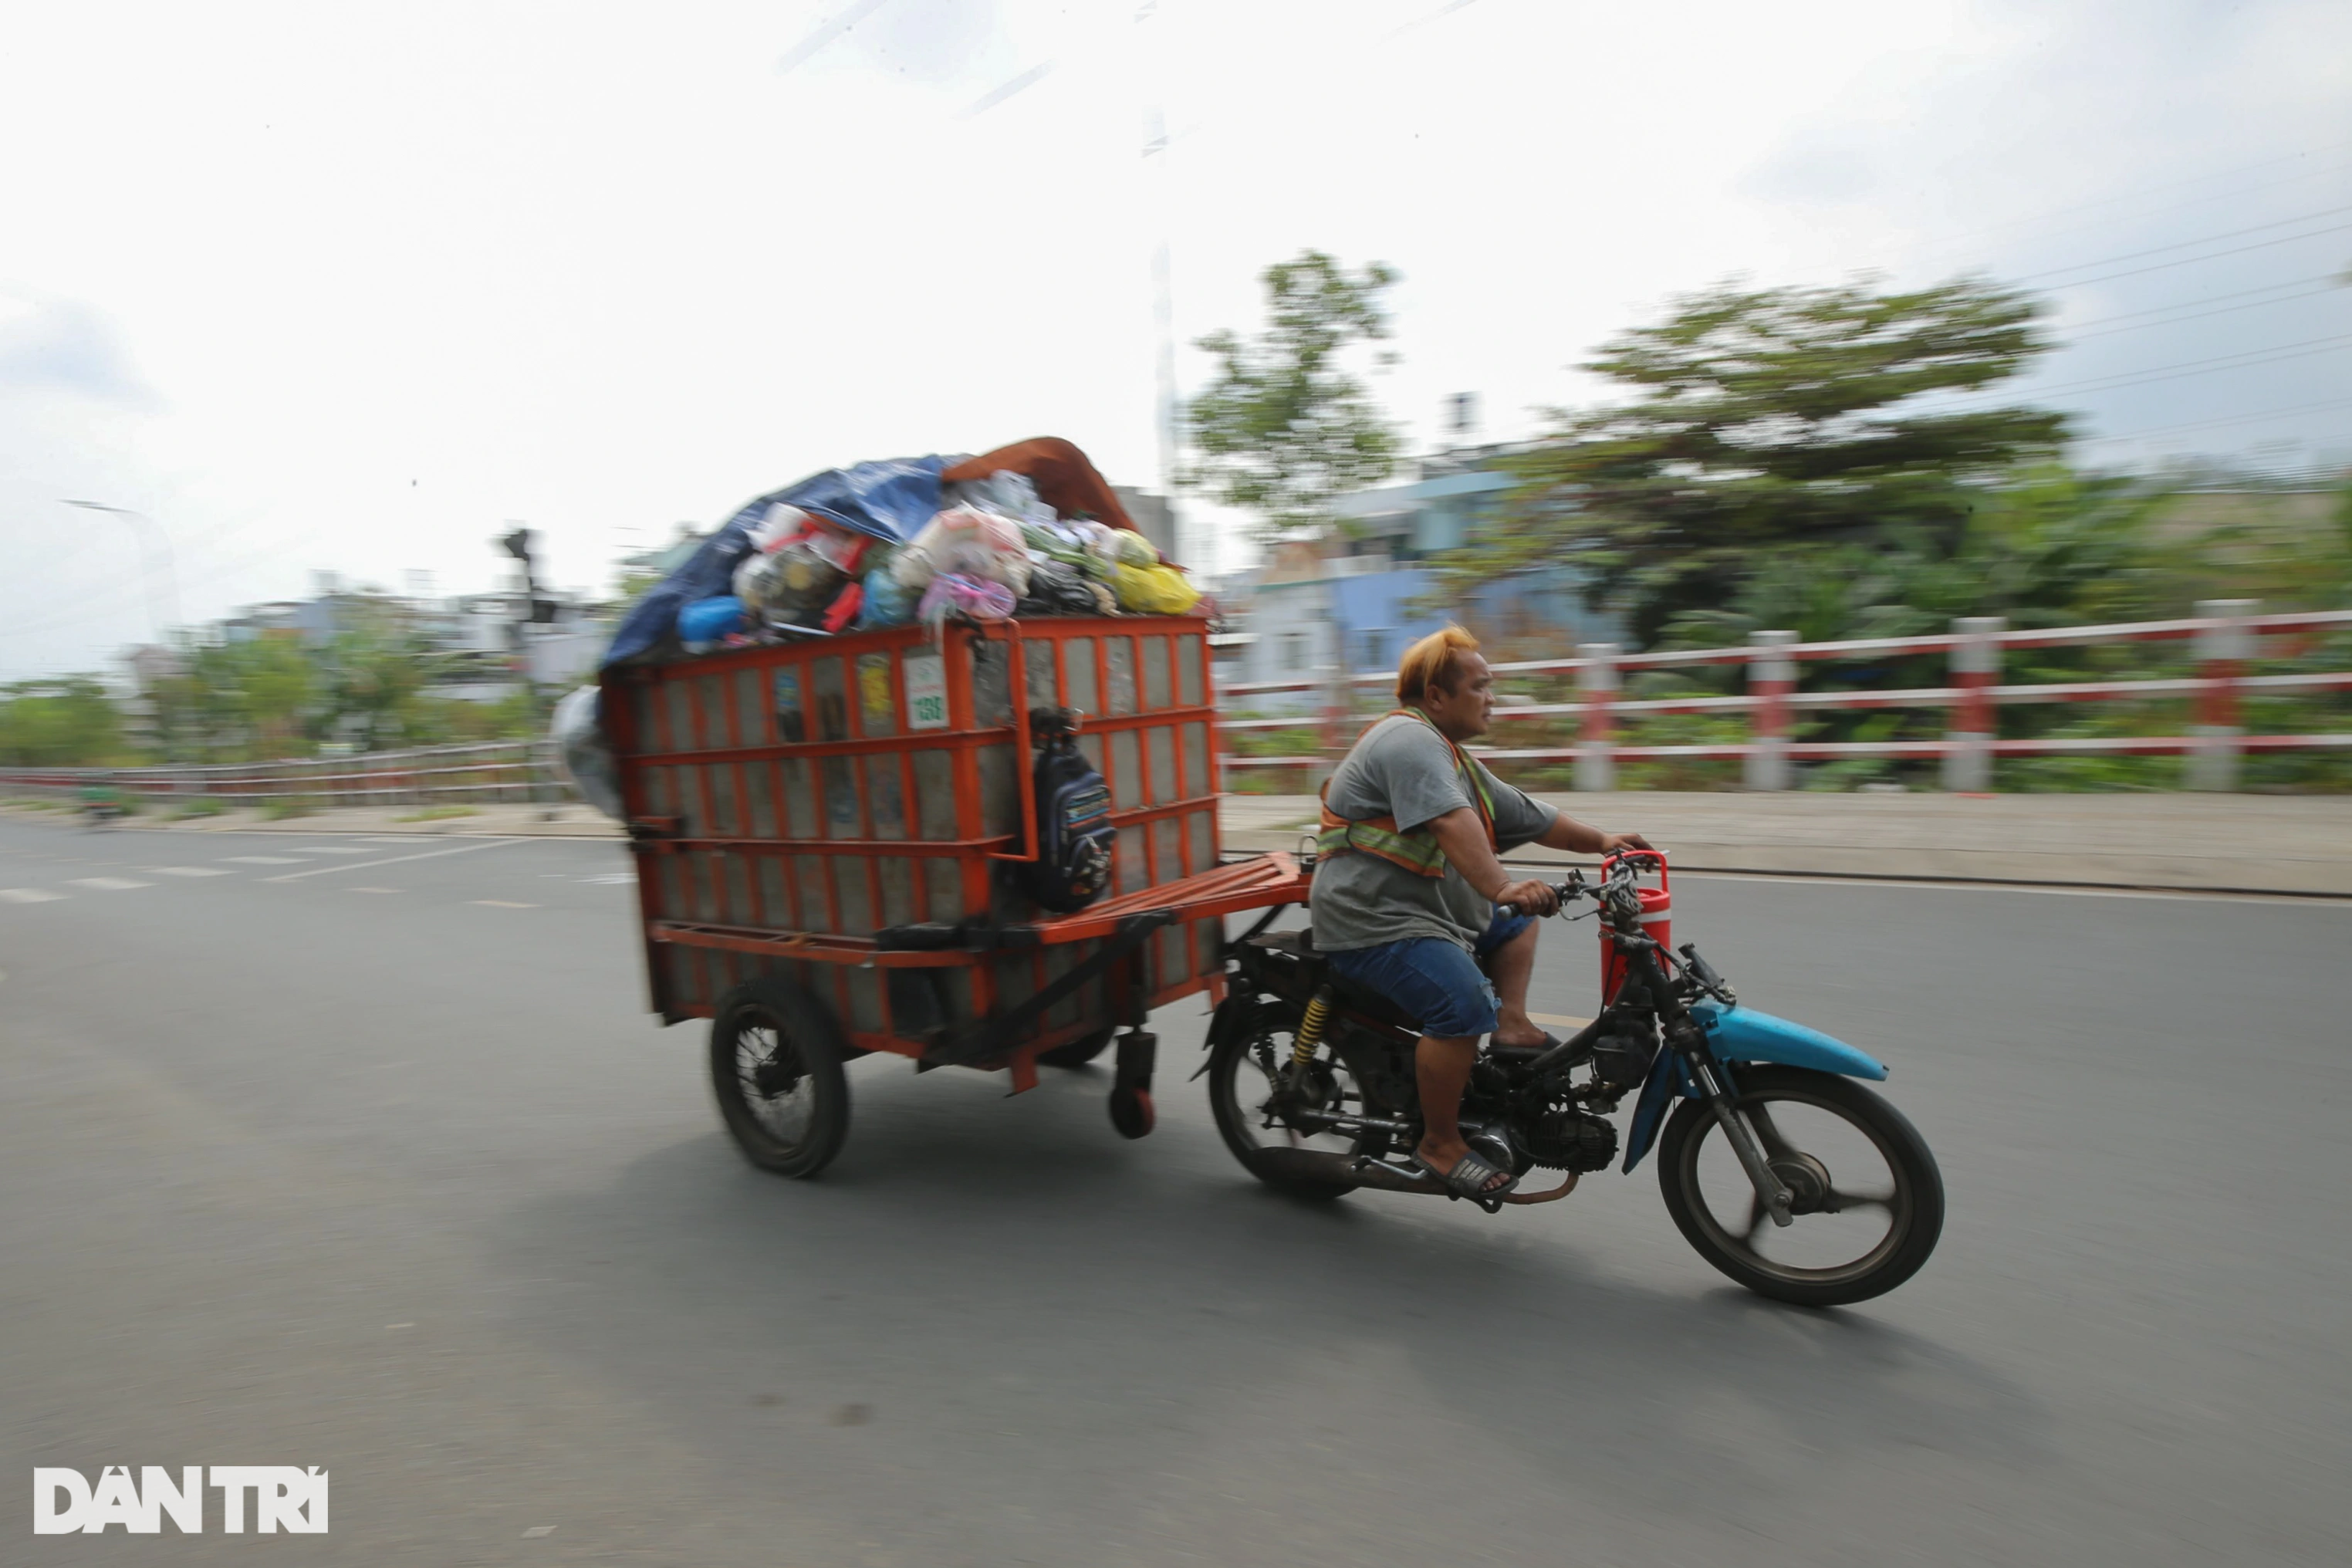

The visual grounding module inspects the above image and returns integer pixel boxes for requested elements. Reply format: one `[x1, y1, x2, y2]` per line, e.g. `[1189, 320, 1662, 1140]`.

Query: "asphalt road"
[4, 814, 2347, 1566]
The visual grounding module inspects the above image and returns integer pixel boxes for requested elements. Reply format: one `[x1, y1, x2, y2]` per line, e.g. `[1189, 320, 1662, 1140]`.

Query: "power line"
[1905, 140, 2352, 264]
[2060, 274, 2344, 336]
[2001, 333, 2352, 400]
[2019, 220, 2352, 295]
[2073, 395, 2352, 444]
[2010, 204, 2352, 286]
[2063, 282, 2345, 343]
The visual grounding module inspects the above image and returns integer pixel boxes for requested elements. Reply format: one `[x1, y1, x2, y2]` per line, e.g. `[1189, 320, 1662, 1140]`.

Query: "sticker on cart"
[904, 651, 948, 730]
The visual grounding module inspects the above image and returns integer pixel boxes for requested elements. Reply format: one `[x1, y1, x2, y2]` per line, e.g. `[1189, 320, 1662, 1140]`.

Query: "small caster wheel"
[1109, 1086, 1155, 1140]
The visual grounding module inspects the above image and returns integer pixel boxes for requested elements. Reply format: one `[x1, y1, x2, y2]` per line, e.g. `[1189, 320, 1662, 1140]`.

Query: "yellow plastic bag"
[1110, 562, 1201, 615]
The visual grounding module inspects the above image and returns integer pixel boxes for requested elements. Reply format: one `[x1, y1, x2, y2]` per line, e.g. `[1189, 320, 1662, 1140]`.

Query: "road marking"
[224, 855, 309, 865]
[580, 872, 635, 884]
[145, 866, 234, 877]
[1529, 1012, 1591, 1030]
[522, 1526, 556, 1538]
[263, 838, 521, 882]
[0, 887, 63, 903]
[67, 877, 151, 890]
[469, 899, 538, 908]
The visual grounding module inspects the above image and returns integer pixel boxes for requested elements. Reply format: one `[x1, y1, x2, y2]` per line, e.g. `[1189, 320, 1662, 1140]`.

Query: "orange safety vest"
[1316, 709, 1499, 879]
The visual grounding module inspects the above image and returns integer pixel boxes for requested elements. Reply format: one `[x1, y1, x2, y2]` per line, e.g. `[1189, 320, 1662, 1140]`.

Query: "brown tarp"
[942, 436, 1145, 543]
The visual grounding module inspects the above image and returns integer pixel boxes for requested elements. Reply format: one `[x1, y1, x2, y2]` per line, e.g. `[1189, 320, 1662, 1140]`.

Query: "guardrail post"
[2189, 598, 2256, 791]
[1941, 616, 2005, 792]
[1744, 630, 1797, 790]
[1315, 647, 1351, 792]
[1576, 643, 1617, 791]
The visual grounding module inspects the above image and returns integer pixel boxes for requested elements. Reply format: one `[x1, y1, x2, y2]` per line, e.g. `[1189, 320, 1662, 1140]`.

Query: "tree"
[0, 676, 126, 767]
[1182, 251, 1402, 541]
[1445, 276, 2070, 644]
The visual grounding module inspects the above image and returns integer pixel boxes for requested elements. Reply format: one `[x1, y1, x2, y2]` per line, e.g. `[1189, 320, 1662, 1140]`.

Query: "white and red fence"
[0, 739, 566, 809]
[4, 601, 2347, 807]
[1217, 599, 2352, 791]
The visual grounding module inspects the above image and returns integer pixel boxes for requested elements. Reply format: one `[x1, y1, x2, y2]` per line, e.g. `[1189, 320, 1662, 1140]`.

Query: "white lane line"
[579, 872, 635, 884]
[0, 887, 63, 903]
[1529, 1012, 1592, 1030]
[263, 838, 521, 882]
[223, 855, 310, 865]
[469, 899, 538, 908]
[144, 866, 234, 877]
[67, 877, 152, 890]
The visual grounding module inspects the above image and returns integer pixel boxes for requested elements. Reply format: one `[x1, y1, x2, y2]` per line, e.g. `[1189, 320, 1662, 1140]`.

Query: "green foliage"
[170, 796, 226, 819]
[140, 610, 546, 764]
[1445, 276, 2068, 643]
[395, 803, 480, 821]
[0, 676, 127, 766]
[1184, 251, 1402, 539]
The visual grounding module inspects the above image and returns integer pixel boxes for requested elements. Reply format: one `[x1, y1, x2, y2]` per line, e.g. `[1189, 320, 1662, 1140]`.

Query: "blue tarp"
[603, 455, 955, 667]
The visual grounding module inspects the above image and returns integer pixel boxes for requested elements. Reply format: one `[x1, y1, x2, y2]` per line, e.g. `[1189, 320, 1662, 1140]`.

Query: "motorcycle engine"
[1514, 1103, 1620, 1172]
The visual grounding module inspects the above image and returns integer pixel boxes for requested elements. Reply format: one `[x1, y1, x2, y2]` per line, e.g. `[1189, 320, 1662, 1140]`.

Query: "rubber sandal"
[1488, 1031, 1561, 1055]
[1413, 1149, 1519, 1202]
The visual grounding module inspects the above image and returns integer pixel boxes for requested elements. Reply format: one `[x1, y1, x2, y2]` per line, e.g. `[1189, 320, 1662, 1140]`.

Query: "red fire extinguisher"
[1597, 849, 1671, 1005]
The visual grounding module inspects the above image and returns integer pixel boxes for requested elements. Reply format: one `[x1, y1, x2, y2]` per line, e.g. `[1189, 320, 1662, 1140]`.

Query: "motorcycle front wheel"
[1658, 1066, 1942, 1307]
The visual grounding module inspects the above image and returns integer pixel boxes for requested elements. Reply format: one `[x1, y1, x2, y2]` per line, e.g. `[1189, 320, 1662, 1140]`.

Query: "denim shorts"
[1321, 911, 1533, 1039]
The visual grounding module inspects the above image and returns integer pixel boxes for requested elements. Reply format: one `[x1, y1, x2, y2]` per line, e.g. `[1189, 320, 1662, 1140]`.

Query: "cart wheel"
[1038, 1027, 1114, 1069]
[709, 977, 851, 1178]
[1109, 1086, 1156, 1140]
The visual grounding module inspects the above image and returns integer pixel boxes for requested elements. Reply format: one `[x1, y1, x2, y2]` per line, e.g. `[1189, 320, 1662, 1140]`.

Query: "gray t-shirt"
[1309, 713, 1558, 953]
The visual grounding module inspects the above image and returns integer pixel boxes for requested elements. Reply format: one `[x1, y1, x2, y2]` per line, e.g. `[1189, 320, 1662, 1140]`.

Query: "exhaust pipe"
[1250, 1147, 1578, 1205]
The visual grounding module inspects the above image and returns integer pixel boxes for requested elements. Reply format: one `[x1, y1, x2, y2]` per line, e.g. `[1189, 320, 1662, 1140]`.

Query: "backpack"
[1020, 709, 1116, 914]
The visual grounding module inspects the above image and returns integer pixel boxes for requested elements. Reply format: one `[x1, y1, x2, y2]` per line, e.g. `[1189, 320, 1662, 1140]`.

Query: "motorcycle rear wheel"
[1205, 1013, 1362, 1198]
[1658, 1066, 1941, 1307]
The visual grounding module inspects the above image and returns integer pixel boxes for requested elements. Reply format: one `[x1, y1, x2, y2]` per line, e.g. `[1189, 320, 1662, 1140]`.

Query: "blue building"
[1222, 451, 1623, 705]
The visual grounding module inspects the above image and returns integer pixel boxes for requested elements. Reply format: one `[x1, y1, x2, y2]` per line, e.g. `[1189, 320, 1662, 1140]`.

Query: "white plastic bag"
[553, 686, 625, 821]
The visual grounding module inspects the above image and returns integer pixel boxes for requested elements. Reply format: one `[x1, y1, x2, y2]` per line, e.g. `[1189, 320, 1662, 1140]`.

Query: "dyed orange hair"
[1397, 624, 1481, 705]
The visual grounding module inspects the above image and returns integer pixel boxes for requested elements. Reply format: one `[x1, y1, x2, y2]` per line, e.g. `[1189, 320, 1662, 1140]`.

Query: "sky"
[1, 0, 2347, 681]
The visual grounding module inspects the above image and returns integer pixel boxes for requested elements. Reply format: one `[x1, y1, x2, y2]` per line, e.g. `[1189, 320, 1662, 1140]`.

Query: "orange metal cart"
[603, 613, 1309, 1167]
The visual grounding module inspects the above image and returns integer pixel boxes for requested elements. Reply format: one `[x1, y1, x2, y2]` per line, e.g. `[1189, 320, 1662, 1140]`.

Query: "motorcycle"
[1201, 850, 1943, 1306]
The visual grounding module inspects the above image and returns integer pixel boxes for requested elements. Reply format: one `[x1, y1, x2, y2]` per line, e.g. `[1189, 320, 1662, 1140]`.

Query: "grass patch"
[169, 796, 227, 819]
[258, 797, 317, 821]
[394, 803, 481, 822]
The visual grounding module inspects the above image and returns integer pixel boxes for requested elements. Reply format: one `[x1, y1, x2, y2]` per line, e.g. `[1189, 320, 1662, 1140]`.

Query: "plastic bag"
[749, 502, 813, 555]
[897, 508, 1030, 597]
[1015, 559, 1103, 619]
[678, 595, 745, 651]
[1111, 527, 1160, 568]
[948, 469, 1057, 527]
[856, 565, 917, 629]
[552, 686, 625, 821]
[767, 540, 850, 617]
[917, 573, 1016, 633]
[1110, 562, 1201, 615]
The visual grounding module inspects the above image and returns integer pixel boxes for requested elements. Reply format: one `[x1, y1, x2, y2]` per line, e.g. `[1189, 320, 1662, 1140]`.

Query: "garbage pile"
[610, 437, 1204, 662]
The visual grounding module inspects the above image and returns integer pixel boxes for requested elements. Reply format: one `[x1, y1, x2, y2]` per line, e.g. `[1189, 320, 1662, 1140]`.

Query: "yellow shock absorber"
[1291, 987, 1333, 1069]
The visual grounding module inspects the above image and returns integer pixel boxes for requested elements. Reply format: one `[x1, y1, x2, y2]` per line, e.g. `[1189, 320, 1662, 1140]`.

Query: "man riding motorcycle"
[1310, 626, 1651, 1201]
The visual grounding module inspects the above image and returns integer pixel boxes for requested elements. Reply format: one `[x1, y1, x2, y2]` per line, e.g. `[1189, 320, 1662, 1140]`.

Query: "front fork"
[1641, 948, 1794, 1228]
